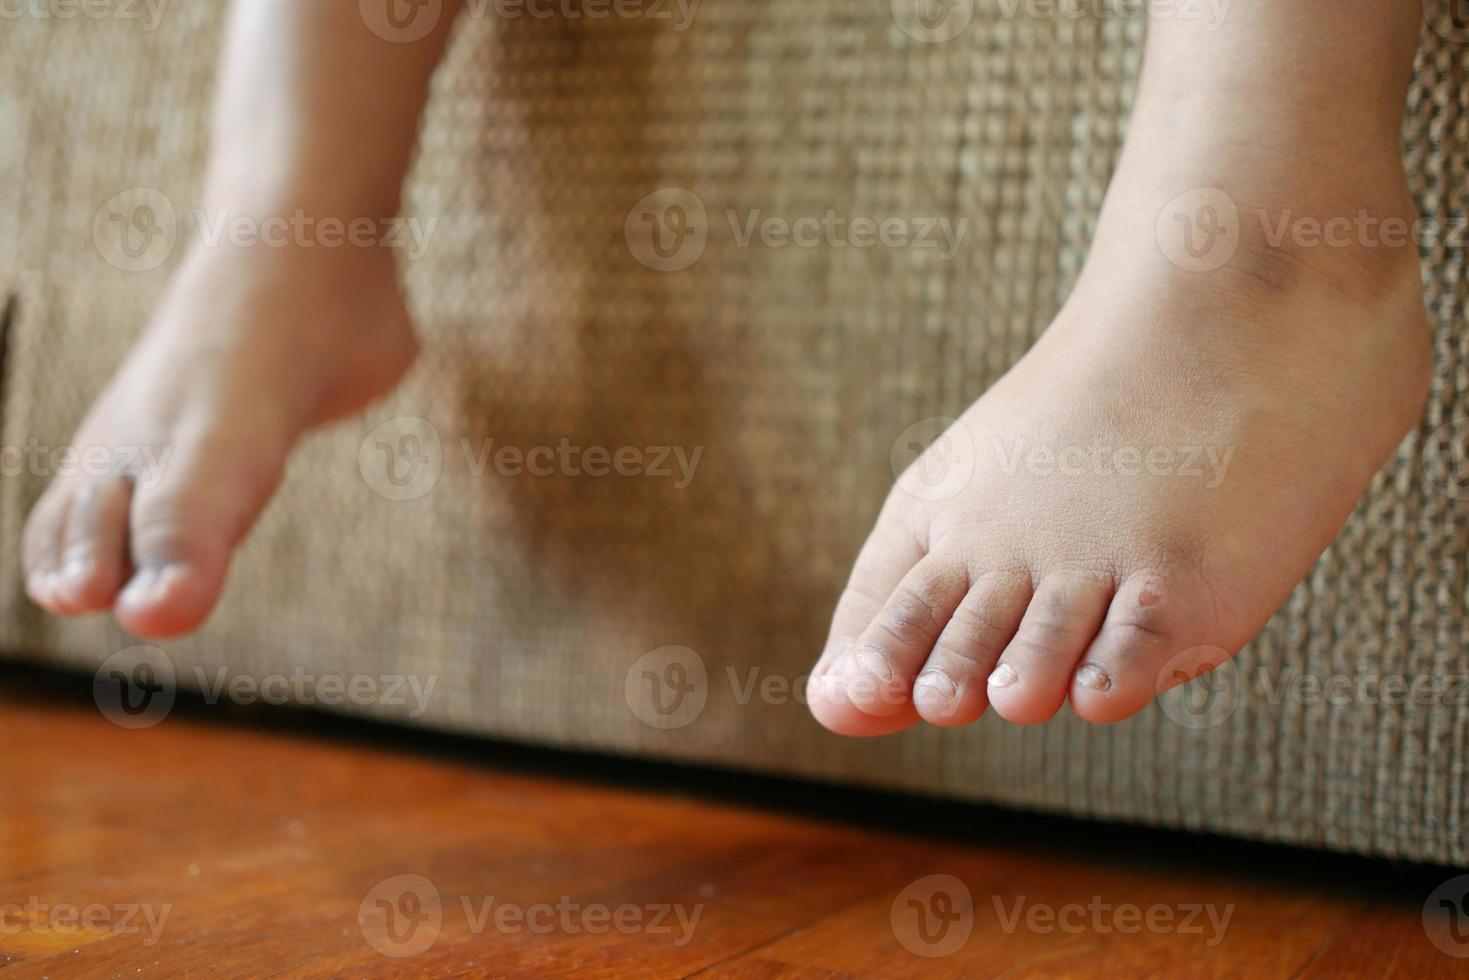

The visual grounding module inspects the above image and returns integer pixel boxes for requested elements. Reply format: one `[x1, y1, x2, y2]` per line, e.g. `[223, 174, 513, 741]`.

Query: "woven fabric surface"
[0, 3, 1466, 865]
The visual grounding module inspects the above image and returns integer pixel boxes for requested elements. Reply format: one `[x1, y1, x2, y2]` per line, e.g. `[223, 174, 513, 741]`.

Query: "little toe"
[51, 476, 133, 614]
[913, 571, 1032, 727]
[986, 571, 1112, 725]
[1069, 574, 1213, 724]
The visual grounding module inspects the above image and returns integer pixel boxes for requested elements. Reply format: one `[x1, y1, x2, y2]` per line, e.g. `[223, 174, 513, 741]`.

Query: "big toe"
[113, 441, 282, 639]
[809, 519, 930, 737]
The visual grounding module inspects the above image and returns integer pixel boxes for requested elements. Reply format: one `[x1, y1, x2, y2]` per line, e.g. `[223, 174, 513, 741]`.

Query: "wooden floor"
[0, 664, 1465, 978]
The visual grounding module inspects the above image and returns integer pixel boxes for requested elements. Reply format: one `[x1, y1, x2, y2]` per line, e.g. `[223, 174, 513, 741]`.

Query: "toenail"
[118, 566, 167, 608]
[816, 637, 855, 677]
[989, 664, 1019, 689]
[1076, 664, 1112, 691]
[25, 571, 54, 602]
[915, 671, 957, 701]
[853, 650, 894, 682]
[59, 556, 94, 585]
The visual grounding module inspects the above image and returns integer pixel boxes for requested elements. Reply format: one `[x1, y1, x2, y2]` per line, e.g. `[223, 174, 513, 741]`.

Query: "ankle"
[1097, 117, 1422, 309]
[1135, 5, 1421, 152]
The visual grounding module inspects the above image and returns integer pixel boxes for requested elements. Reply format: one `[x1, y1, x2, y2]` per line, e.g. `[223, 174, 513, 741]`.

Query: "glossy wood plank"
[0, 664, 1463, 978]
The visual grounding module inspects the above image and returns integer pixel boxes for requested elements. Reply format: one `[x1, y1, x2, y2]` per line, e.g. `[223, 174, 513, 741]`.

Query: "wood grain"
[0, 663, 1462, 978]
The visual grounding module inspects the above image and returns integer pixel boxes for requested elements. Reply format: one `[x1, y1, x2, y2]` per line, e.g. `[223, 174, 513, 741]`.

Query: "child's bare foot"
[809, 114, 1431, 732]
[22, 241, 416, 637]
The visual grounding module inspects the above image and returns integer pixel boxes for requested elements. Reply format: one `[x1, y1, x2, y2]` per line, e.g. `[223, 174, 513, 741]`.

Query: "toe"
[835, 555, 970, 719]
[809, 517, 927, 737]
[912, 571, 1032, 727]
[116, 493, 232, 639]
[50, 476, 133, 614]
[113, 445, 281, 639]
[22, 486, 73, 612]
[1068, 573, 1213, 724]
[986, 571, 1112, 725]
